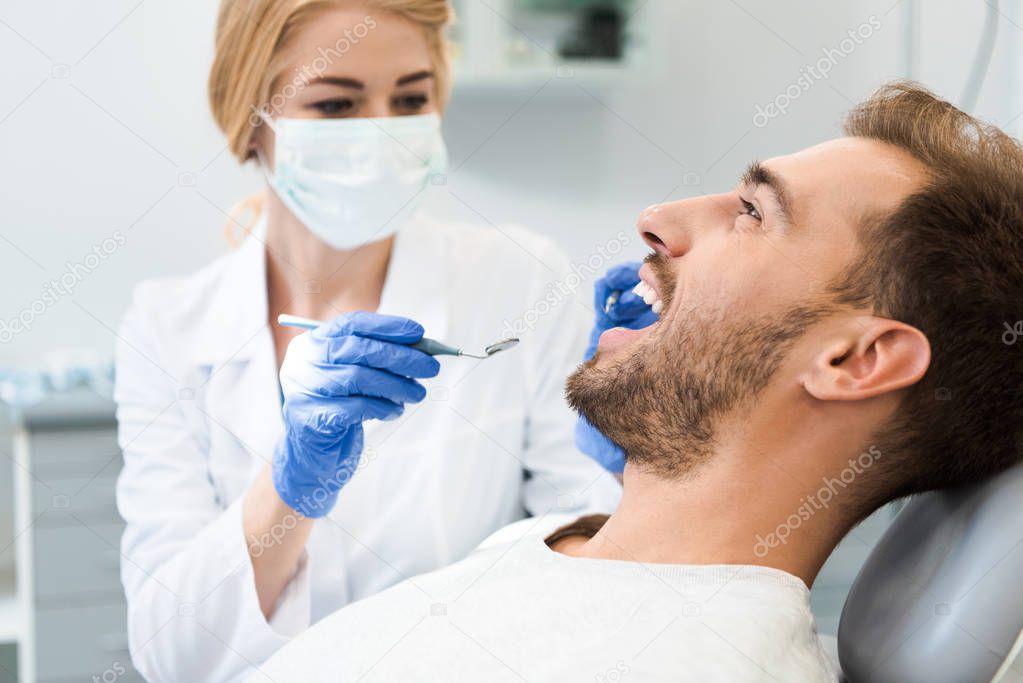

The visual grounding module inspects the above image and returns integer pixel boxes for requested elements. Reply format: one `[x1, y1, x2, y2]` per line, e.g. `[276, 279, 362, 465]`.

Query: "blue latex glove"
[273, 312, 440, 517]
[576, 262, 658, 473]
[584, 262, 659, 359]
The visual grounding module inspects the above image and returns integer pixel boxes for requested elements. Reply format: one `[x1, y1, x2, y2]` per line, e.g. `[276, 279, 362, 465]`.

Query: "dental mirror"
[277, 314, 519, 361]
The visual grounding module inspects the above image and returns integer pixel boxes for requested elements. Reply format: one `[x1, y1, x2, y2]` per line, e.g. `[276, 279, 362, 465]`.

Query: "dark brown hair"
[833, 81, 1023, 504]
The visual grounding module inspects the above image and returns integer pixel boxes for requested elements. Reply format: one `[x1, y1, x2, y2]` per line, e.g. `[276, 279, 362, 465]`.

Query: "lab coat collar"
[377, 213, 449, 344]
[192, 212, 450, 367]
[191, 215, 273, 366]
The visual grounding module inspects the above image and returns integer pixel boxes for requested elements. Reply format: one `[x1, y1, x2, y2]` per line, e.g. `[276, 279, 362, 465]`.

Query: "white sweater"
[253, 514, 839, 683]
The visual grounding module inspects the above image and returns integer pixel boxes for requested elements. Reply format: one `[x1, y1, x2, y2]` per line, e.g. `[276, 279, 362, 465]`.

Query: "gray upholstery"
[838, 461, 1023, 683]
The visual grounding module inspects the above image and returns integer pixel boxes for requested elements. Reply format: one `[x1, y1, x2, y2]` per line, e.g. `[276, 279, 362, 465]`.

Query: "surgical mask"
[258, 113, 447, 250]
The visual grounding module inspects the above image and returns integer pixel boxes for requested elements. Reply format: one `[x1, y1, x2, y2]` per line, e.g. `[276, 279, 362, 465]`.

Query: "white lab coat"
[114, 212, 622, 683]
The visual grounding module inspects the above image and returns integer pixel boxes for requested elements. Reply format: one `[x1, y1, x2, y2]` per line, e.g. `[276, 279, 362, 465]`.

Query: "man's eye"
[312, 99, 354, 116]
[739, 198, 762, 221]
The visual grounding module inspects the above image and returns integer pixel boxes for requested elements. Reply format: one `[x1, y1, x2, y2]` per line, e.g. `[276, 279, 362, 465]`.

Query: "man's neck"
[566, 452, 858, 587]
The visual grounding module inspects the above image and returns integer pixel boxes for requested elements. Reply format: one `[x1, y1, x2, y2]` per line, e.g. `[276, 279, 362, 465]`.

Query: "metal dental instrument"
[277, 314, 519, 360]
[603, 291, 621, 314]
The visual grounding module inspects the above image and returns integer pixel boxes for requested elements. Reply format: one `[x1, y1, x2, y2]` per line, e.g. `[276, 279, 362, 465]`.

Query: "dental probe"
[604, 291, 621, 314]
[277, 314, 519, 360]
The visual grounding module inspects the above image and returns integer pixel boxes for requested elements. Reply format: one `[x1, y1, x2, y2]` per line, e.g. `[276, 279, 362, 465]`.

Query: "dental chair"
[831, 460, 1023, 682]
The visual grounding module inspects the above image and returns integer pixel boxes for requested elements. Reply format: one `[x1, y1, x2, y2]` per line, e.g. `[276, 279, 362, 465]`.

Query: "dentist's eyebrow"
[309, 76, 364, 89]
[741, 161, 793, 225]
[396, 70, 433, 86]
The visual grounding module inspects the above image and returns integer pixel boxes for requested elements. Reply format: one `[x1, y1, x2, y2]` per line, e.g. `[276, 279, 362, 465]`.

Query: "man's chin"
[566, 355, 627, 441]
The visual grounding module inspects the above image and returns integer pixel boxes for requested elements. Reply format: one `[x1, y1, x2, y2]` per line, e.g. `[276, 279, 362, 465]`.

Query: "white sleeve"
[114, 289, 311, 683]
[518, 240, 622, 517]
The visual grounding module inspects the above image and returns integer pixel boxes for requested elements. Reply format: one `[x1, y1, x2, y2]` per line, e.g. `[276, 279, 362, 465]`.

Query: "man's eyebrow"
[740, 161, 793, 224]
[396, 70, 433, 86]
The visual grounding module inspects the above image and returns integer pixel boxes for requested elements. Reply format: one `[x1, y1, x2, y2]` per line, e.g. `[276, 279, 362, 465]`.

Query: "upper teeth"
[633, 281, 664, 315]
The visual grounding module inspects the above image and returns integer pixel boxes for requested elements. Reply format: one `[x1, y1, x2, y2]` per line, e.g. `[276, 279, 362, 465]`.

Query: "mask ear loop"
[253, 107, 288, 204]
[253, 107, 277, 177]
[224, 108, 277, 247]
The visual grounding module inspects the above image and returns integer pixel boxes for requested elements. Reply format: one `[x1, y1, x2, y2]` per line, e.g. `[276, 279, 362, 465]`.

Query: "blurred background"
[0, 0, 1020, 680]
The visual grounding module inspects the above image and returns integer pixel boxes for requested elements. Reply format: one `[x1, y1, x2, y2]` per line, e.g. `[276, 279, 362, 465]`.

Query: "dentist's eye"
[394, 93, 429, 112]
[739, 198, 762, 221]
[311, 99, 355, 116]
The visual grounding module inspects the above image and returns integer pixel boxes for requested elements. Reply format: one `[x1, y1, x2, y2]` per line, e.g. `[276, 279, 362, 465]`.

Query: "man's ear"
[802, 317, 931, 401]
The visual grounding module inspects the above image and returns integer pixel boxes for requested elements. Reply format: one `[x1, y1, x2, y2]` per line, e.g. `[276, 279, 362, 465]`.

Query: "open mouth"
[596, 264, 670, 355]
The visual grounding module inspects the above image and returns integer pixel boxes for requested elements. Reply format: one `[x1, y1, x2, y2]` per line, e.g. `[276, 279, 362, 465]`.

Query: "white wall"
[0, 0, 1019, 583]
[1, 1, 1019, 369]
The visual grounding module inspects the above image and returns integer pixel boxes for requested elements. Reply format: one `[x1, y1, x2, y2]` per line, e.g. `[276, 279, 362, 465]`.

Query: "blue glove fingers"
[594, 264, 640, 312]
[615, 288, 646, 307]
[323, 335, 441, 379]
[607, 290, 652, 323]
[326, 395, 406, 423]
[272, 426, 363, 518]
[284, 393, 405, 429]
[306, 363, 428, 404]
[602, 261, 643, 290]
[620, 310, 659, 331]
[315, 311, 426, 344]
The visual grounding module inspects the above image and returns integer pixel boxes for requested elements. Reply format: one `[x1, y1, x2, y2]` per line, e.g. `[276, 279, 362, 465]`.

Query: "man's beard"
[566, 301, 830, 478]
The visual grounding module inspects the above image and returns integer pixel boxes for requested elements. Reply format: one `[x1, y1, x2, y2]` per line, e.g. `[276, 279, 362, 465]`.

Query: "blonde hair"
[207, 0, 454, 241]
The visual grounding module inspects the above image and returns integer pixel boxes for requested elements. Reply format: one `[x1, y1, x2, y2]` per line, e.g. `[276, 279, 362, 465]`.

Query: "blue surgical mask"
[258, 113, 447, 250]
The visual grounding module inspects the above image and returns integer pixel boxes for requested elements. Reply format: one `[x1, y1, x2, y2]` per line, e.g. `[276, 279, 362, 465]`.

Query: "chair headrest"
[838, 461, 1023, 683]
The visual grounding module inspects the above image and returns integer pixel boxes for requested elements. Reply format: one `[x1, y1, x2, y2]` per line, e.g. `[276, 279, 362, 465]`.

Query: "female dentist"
[113, 1, 621, 681]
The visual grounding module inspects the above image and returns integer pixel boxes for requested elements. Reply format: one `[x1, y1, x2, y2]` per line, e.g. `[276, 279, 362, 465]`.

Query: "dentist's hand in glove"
[273, 312, 440, 518]
[244, 311, 439, 619]
[575, 262, 657, 473]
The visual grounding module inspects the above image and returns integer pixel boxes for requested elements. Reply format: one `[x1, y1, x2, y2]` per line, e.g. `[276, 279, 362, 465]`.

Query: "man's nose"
[637, 201, 693, 257]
